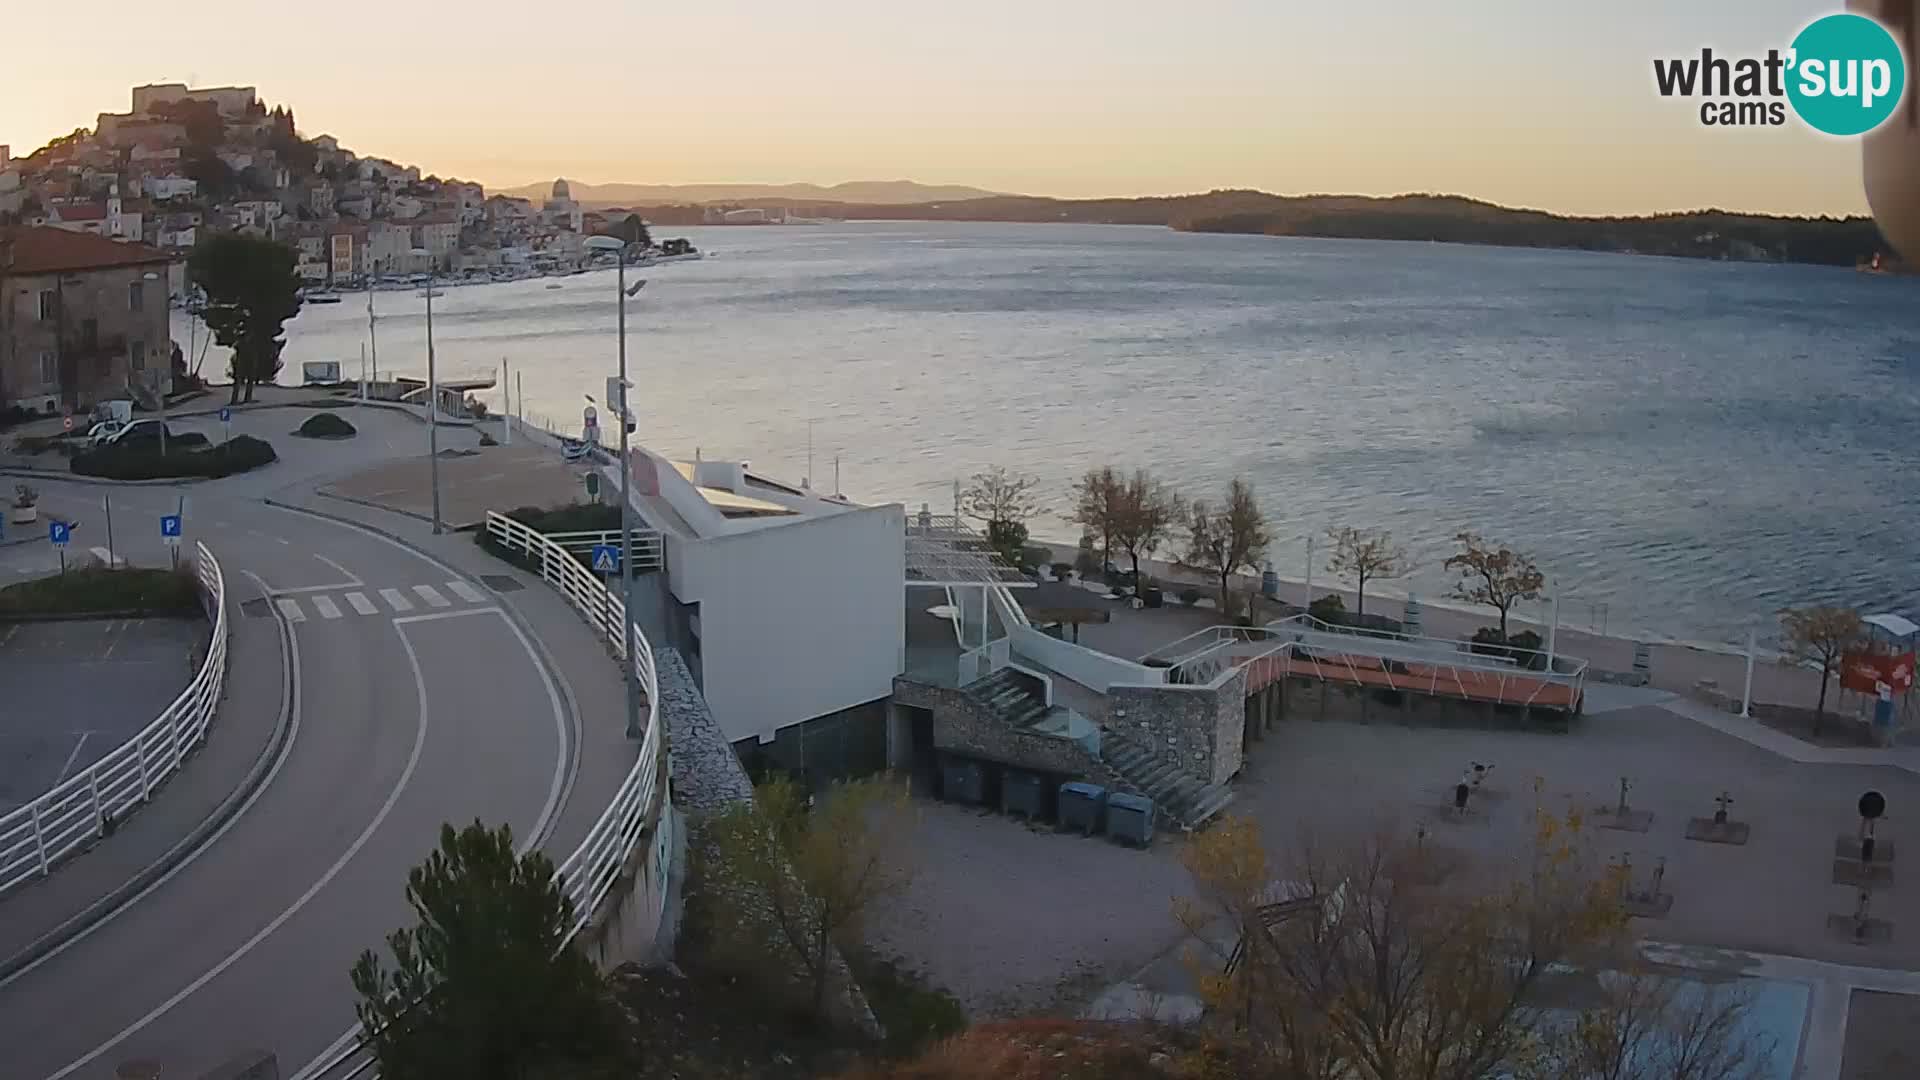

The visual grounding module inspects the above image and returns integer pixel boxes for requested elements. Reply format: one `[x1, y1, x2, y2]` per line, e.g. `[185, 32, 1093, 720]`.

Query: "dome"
[551, 178, 571, 201]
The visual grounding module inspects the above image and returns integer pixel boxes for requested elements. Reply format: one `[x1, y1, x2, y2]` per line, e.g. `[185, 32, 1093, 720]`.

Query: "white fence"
[482, 510, 670, 938]
[542, 528, 665, 573]
[311, 514, 675, 1079]
[0, 541, 228, 898]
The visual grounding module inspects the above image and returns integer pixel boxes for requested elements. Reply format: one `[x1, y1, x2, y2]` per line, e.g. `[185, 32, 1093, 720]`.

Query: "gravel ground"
[868, 800, 1194, 1020]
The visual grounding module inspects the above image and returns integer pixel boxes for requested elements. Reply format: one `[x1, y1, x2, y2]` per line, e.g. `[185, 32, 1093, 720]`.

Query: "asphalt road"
[0, 480, 575, 1079]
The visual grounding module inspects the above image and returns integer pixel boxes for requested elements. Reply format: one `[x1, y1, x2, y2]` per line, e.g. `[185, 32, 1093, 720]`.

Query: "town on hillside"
[0, 82, 687, 298]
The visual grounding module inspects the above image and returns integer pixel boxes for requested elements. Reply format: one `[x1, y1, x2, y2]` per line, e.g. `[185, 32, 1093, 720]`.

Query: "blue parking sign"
[49, 521, 70, 546]
[590, 544, 619, 573]
[161, 514, 182, 539]
[219, 407, 232, 423]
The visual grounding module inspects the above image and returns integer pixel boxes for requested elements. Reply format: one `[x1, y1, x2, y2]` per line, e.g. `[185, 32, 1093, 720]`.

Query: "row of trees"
[962, 463, 1551, 635]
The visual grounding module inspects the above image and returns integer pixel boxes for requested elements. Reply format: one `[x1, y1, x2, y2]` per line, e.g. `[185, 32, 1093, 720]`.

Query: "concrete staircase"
[964, 669, 1051, 729]
[1100, 732, 1236, 832]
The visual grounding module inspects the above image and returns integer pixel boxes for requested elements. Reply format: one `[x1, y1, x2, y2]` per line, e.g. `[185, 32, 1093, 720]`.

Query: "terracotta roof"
[0, 226, 172, 274]
[53, 203, 108, 222]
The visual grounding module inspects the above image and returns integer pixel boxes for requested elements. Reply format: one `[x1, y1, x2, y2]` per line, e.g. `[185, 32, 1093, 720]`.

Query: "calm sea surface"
[196, 221, 1920, 647]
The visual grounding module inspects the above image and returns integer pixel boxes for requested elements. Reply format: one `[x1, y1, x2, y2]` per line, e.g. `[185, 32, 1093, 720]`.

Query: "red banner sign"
[1841, 650, 1916, 696]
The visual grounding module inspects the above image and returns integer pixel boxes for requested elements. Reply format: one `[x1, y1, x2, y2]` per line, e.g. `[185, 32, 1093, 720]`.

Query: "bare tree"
[701, 776, 915, 1014]
[960, 465, 1040, 566]
[1069, 466, 1125, 573]
[1529, 967, 1772, 1080]
[1184, 477, 1272, 618]
[1110, 469, 1181, 583]
[1325, 526, 1410, 622]
[1777, 605, 1865, 734]
[1443, 531, 1545, 639]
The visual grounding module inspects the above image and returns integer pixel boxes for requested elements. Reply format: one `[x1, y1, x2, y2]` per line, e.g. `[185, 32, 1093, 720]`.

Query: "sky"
[0, 0, 1884, 216]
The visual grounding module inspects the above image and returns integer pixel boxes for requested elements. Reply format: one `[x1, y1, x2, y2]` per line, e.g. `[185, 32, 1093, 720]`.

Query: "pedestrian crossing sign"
[591, 544, 619, 573]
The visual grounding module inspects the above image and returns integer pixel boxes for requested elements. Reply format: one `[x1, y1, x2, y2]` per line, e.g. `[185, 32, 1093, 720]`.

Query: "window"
[129, 281, 144, 311]
[37, 290, 56, 321]
[38, 352, 56, 385]
[130, 339, 146, 371]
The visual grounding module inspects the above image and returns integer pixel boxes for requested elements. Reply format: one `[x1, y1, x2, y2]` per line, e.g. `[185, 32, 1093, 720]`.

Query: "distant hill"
[802, 190, 1892, 268]
[501, 179, 1006, 207]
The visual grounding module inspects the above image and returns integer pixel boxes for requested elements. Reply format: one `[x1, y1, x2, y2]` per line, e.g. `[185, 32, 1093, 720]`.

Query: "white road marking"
[46, 603, 432, 1080]
[391, 607, 500, 626]
[412, 583, 451, 608]
[445, 579, 486, 604]
[274, 598, 306, 623]
[0, 567, 302, 991]
[53, 732, 91, 786]
[1, 624, 17, 646]
[311, 553, 361, 585]
[310, 595, 342, 620]
[100, 621, 122, 660]
[344, 591, 377, 616]
[378, 587, 414, 612]
[269, 583, 361, 595]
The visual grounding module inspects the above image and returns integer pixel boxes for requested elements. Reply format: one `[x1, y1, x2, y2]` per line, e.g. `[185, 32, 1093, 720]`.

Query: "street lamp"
[584, 233, 647, 740]
[411, 247, 442, 534]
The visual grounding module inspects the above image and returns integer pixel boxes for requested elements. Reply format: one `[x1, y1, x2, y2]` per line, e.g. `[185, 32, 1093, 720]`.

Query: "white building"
[147, 174, 198, 201]
[585, 445, 906, 750]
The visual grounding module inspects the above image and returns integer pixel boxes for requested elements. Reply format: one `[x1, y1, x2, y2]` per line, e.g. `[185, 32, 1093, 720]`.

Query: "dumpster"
[1106, 792, 1155, 847]
[1003, 769, 1045, 820]
[942, 759, 984, 805]
[1058, 781, 1107, 836]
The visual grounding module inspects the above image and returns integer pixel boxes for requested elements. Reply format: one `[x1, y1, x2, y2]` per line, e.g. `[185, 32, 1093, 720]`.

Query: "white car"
[89, 418, 174, 448]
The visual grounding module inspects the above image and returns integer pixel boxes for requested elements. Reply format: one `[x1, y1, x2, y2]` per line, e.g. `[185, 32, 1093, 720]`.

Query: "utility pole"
[423, 261, 441, 534]
[616, 245, 639, 740]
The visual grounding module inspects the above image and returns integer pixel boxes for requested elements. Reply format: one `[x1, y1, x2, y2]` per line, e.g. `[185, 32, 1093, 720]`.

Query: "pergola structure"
[904, 510, 1034, 652]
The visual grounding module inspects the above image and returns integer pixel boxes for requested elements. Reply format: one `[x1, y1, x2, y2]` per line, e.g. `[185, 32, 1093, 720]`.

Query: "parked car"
[92, 418, 175, 448]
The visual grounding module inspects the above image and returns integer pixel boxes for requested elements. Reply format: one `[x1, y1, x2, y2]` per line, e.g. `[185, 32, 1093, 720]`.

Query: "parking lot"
[0, 617, 207, 813]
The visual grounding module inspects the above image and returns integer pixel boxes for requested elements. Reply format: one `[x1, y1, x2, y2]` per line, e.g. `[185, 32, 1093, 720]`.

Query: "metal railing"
[305, 514, 676, 1080]
[540, 527, 665, 573]
[0, 541, 228, 898]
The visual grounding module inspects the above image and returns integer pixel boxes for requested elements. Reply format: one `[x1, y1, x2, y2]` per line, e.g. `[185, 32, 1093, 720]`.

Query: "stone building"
[0, 226, 173, 412]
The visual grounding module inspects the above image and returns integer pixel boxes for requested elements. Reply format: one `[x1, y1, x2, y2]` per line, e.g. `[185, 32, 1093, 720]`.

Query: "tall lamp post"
[411, 248, 442, 534]
[584, 234, 647, 739]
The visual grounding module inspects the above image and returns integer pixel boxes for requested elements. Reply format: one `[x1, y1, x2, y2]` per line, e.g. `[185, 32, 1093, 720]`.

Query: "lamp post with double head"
[584, 234, 648, 739]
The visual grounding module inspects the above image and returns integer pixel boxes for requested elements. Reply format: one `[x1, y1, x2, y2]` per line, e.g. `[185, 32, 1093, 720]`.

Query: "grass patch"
[71, 435, 277, 480]
[0, 566, 202, 617]
[294, 412, 357, 439]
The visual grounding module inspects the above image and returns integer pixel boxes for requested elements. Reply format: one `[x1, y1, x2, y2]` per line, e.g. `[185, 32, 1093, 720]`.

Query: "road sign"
[63, 415, 73, 433]
[584, 472, 601, 499]
[590, 544, 619, 573]
[219, 407, 232, 423]
[49, 521, 70, 547]
[161, 514, 182, 545]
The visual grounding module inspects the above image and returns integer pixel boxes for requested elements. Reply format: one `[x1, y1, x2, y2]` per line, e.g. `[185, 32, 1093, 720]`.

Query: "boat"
[544, 283, 564, 290]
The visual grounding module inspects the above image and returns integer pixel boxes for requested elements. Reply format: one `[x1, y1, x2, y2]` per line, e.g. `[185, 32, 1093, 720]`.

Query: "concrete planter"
[9, 505, 37, 526]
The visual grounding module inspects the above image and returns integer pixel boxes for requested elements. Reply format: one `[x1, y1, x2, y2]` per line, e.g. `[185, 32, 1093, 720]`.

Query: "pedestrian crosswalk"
[269, 582, 493, 623]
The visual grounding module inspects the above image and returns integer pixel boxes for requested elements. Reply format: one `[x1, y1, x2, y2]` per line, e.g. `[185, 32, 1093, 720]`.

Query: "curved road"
[0, 483, 576, 1078]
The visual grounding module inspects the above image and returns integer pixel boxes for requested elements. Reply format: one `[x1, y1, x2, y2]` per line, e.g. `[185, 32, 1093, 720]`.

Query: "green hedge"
[0, 566, 202, 616]
[72, 435, 277, 480]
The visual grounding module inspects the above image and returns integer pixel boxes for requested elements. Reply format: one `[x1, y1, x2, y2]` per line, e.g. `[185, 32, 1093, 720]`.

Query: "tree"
[1529, 968, 1772, 1080]
[1183, 477, 1271, 617]
[1173, 809, 1710, 1080]
[1069, 466, 1126, 574]
[1110, 469, 1181, 583]
[1777, 605, 1864, 734]
[1443, 531, 1545, 640]
[350, 821, 630, 1080]
[702, 775, 914, 1015]
[189, 233, 303, 405]
[960, 465, 1040, 567]
[614, 213, 651, 248]
[1326, 526, 1410, 622]
[183, 149, 236, 200]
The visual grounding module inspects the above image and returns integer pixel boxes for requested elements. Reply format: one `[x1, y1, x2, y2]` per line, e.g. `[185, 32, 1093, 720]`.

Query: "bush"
[1507, 629, 1547, 670]
[1073, 547, 1101, 577]
[1469, 626, 1508, 655]
[0, 566, 202, 616]
[1180, 587, 1201, 606]
[1308, 593, 1347, 624]
[846, 947, 967, 1056]
[1019, 544, 1052, 570]
[294, 412, 357, 439]
[1050, 561, 1074, 580]
[71, 435, 277, 480]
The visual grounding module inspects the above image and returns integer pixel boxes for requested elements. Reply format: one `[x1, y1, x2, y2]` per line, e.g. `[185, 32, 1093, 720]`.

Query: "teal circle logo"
[1786, 13, 1908, 136]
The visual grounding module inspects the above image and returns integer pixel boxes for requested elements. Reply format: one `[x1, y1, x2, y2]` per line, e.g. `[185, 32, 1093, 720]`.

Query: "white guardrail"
[311, 513, 673, 1079]
[483, 510, 669, 938]
[0, 541, 228, 898]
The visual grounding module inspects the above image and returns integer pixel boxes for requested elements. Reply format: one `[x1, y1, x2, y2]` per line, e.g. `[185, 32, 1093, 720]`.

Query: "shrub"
[1470, 626, 1512, 658]
[1019, 544, 1052, 569]
[1050, 561, 1074, 580]
[0, 565, 202, 616]
[478, 432, 498, 447]
[1308, 593, 1347, 624]
[1507, 629, 1547, 670]
[71, 435, 277, 480]
[1180, 587, 1201, 606]
[1073, 547, 1100, 577]
[294, 412, 357, 439]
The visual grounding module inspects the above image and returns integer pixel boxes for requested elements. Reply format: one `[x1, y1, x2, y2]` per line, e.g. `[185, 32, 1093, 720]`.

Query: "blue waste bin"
[1002, 770, 1045, 820]
[1106, 792, 1155, 847]
[1058, 781, 1107, 836]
